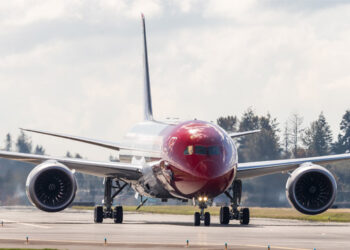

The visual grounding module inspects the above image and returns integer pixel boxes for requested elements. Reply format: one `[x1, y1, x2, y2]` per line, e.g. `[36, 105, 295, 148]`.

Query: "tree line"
[217, 108, 350, 207]
[218, 109, 350, 161]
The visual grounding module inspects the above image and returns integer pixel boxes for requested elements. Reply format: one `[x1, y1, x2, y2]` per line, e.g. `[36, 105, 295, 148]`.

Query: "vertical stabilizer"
[141, 13, 153, 121]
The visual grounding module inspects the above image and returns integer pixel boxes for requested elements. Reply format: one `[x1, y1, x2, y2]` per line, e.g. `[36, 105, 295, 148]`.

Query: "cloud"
[261, 0, 350, 12]
[0, 1, 349, 160]
[203, 0, 257, 20]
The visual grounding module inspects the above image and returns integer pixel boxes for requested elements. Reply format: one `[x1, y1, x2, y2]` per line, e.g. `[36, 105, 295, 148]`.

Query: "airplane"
[0, 14, 350, 226]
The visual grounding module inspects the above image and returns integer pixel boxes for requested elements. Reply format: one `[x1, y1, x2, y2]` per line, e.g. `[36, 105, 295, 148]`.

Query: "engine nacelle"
[26, 160, 77, 212]
[286, 163, 337, 215]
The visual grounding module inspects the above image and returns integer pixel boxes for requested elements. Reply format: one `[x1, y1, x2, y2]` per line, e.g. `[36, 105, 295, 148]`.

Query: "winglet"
[141, 13, 153, 121]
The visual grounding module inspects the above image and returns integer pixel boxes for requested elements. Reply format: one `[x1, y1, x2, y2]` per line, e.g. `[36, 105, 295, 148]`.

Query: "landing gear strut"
[94, 177, 127, 224]
[194, 198, 211, 226]
[220, 180, 250, 225]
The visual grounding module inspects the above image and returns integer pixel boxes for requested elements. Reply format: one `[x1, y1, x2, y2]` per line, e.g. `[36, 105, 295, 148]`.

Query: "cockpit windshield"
[195, 146, 207, 155]
[184, 145, 220, 156]
[208, 146, 220, 155]
[184, 145, 194, 155]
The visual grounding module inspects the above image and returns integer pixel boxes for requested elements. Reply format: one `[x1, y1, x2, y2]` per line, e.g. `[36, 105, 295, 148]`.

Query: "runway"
[0, 206, 349, 250]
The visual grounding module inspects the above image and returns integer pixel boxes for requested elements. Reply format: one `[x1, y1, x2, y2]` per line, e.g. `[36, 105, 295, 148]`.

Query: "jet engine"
[286, 163, 337, 215]
[26, 160, 77, 212]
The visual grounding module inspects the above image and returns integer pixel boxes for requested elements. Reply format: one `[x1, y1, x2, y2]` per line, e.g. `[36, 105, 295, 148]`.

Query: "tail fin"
[141, 13, 153, 121]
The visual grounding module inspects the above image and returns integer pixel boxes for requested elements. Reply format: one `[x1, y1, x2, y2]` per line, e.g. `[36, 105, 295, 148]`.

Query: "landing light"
[198, 196, 208, 202]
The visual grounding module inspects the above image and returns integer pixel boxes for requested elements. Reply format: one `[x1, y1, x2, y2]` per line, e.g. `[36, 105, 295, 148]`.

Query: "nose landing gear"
[220, 180, 250, 225]
[194, 197, 211, 226]
[94, 177, 127, 224]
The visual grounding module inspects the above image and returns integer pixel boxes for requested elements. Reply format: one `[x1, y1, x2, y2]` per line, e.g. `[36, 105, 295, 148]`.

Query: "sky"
[0, 0, 349, 161]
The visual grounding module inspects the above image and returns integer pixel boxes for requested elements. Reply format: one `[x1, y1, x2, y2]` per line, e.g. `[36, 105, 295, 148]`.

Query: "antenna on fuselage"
[141, 13, 153, 121]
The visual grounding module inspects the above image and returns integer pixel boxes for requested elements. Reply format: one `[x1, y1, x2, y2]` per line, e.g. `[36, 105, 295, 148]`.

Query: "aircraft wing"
[237, 153, 350, 179]
[0, 150, 143, 180]
[228, 130, 260, 138]
[21, 128, 160, 154]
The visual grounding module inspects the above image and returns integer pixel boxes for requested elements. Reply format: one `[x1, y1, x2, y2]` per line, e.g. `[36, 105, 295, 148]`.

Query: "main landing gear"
[194, 197, 211, 226]
[220, 180, 250, 225]
[94, 177, 127, 224]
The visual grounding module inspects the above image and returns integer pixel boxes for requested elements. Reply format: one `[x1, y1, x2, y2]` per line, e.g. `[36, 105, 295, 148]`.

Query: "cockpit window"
[184, 145, 194, 155]
[195, 146, 207, 155]
[184, 145, 220, 156]
[208, 146, 220, 155]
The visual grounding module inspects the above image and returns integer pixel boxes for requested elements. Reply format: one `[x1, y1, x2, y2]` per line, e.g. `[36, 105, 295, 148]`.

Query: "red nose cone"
[162, 120, 237, 198]
[171, 159, 235, 197]
[195, 160, 218, 178]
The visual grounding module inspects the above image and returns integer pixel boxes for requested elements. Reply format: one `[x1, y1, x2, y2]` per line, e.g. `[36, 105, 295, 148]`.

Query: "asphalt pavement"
[0, 206, 349, 249]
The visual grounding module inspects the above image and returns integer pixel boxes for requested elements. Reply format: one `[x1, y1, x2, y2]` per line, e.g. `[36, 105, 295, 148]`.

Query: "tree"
[16, 131, 32, 153]
[282, 122, 291, 158]
[237, 108, 281, 162]
[75, 153, 82, 159]
[238, 108, 260, 162]
[239, 108, 260, 131]
[4, 133, 12, 151]
[236, 110, 284, 207]
[65, 151, 82, 159]
[34, 145, 45, 155]
[333, 110, 350, 153]
[289, 113, 304, 157]
[217, 115, 238, 132]
[303, 112, 332, 156]
[258, 114, 282, 161]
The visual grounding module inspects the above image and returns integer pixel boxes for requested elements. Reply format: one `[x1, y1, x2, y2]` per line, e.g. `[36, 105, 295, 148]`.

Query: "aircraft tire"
[194, 212, 200, 226]
[204, 212, 210, 226]
[240, 208, 250, 225]
[94, 206, 103, 223]
[114, 206, 123, 223]
[220, 207, 230, 224]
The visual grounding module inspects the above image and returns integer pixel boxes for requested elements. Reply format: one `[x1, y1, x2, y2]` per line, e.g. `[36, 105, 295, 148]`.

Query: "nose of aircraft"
[185, 159, 235, 197]
[194, 160, 222, 179]
[162, 120, 237, 198]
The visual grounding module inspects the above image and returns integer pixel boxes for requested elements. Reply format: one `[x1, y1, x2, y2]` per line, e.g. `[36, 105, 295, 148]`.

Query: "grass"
[249, 207, 350, 222]
[73, 205, 350, 222]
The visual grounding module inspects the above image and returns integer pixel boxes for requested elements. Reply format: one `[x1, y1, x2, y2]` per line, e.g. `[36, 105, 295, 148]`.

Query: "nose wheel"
[204, 212, 211, 226]
[193, 200, 211, 226]
[94, 177, 127, 224]
[194, 212, 200, 226]
[220, 180, 250, 225]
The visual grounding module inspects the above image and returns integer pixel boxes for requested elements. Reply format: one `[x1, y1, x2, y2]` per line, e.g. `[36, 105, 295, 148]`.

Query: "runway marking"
[0, 238, 311, 250]
[240, 244, 310, 250]
[1, 219, 51, 229]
